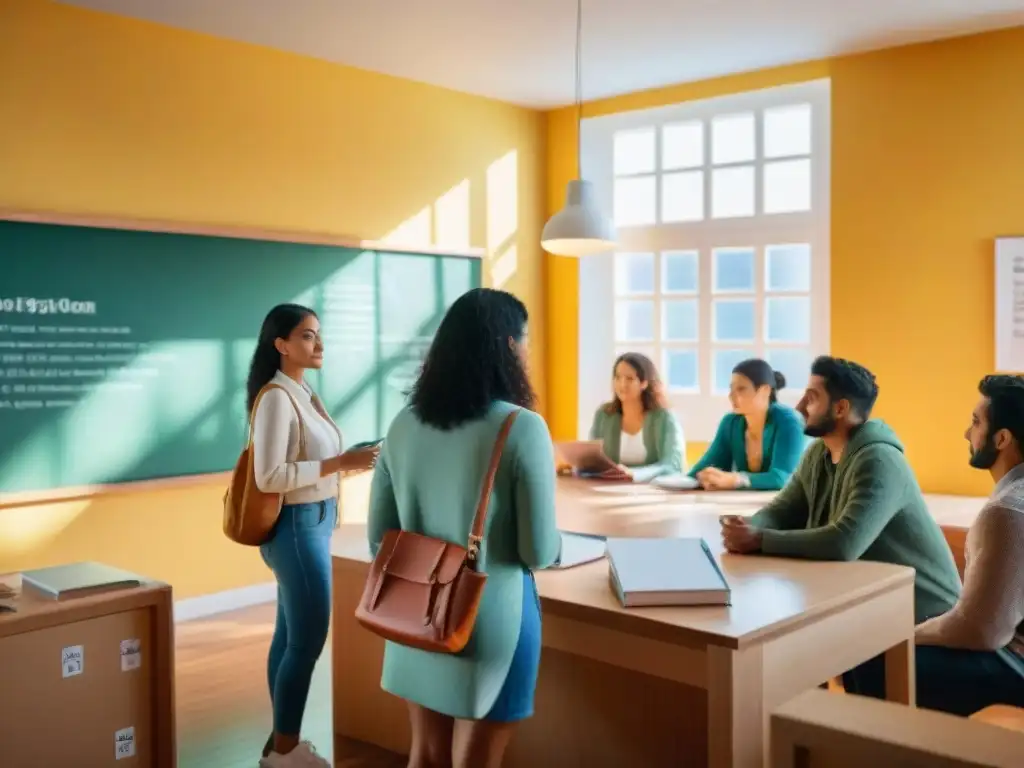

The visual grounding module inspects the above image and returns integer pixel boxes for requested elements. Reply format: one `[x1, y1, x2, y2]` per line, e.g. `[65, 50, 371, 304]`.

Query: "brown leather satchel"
[223, 384, 306, 546]
[354, 409, 520, 653]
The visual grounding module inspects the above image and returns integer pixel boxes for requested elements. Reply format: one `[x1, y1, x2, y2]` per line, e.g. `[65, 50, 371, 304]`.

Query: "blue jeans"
[843, 645, 1024, 716]
[260, 498, 337, 735]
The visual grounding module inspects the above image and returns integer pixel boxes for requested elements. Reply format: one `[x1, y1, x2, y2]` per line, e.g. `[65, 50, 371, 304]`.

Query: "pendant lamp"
[541, 0, 616, 257]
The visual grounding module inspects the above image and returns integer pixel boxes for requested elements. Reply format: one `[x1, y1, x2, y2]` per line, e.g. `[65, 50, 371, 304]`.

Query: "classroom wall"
[545, 27, 1024, 495]
[0, 0, 547, 597]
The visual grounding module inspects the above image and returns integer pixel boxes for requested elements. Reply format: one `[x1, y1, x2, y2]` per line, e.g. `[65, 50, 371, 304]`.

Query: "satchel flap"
[380, 530, 468, 586]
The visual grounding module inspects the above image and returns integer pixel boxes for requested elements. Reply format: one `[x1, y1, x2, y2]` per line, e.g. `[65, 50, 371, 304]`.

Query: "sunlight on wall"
[491, 246, 519, 289]
[486, 151, 518, 253]
[433, 179, 471, 249]
[0, 499, 92, 556]
[381, 206, 432, 246]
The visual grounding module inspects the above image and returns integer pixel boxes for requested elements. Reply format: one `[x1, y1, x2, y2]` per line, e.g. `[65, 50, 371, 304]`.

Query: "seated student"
[588, 352, 685, 483]
[906, 374, 1024, 715]
[719, 356, 962, 631]
[688, 358, 805, 491]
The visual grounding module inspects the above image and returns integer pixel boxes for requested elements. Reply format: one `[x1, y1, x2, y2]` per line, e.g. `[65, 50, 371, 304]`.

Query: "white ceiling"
[62, 0, 1024, 108]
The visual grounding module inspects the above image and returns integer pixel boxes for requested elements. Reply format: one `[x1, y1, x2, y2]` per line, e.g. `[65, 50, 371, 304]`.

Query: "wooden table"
[332, 479, 917, 767]
[0, 570, 176, 768]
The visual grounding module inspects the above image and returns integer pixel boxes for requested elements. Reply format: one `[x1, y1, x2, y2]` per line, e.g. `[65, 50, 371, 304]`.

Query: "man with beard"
[908, 374, 1024, 713]
[720, 355, 961, 628]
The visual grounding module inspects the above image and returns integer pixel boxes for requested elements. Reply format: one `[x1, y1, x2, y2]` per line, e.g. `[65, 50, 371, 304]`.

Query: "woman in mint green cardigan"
[367, 289, 561, 767]
[588, 352, 686, 483]
[688, 358, 806, 491]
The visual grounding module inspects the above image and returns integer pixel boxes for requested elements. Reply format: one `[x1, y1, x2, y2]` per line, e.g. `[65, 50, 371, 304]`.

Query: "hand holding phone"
[339, 439, 382, 473]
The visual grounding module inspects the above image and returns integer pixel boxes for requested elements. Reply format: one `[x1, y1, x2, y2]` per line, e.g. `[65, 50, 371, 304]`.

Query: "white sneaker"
[259, 741, 331, 768]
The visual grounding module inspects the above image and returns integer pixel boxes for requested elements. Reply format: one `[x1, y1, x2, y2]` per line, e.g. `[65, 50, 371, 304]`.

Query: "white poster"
[995, 237, 1024, 372]
[114, 727, 135, 760]
[120, 639, 141, 672]
[61, 645, 84, 678]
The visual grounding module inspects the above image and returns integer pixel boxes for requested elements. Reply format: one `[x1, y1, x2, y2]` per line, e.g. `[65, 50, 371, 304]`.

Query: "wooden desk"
[0, 572, 176, 768]
[332, 480, 916, 767]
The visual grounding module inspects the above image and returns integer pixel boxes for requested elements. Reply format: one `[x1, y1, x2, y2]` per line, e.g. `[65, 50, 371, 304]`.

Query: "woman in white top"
[248, 304, 378, 768]
[586, 352, 686, 483]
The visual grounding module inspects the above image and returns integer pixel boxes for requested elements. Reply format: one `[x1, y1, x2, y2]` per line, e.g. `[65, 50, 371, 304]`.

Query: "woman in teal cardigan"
[688, 358, 806, 491]
[367, 289, 561, 767]
[588, 352, 686, 483]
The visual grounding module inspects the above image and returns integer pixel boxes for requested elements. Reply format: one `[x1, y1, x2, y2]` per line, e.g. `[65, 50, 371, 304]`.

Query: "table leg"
[706, 645, 765, 768]
[884, 637, 915, 706]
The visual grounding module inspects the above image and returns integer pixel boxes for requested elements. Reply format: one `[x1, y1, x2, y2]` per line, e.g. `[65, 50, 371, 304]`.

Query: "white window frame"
[577, 79, 831, 442]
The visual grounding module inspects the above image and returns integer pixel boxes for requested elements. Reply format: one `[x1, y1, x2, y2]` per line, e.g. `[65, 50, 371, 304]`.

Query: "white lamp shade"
[541, 179, 616, 257]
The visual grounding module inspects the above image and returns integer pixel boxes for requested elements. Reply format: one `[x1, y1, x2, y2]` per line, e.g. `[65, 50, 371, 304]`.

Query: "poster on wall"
[995, 237, 1024, 372]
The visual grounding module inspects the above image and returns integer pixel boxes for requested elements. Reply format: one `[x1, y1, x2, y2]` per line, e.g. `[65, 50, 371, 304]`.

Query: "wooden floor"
[176, 602, 405, 767]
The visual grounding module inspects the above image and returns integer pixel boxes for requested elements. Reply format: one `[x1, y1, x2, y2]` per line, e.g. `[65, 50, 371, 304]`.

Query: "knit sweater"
[916, 463, 1024, 679]
[749, 420, 962, 624]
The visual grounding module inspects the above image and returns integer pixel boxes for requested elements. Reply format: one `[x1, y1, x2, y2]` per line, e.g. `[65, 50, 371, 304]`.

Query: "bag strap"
[466, 409, 520, 562]
[247, 383, 308, 461]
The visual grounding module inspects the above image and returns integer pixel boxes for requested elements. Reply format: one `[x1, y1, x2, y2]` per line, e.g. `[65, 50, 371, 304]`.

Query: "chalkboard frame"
[0, 208, 485, 510]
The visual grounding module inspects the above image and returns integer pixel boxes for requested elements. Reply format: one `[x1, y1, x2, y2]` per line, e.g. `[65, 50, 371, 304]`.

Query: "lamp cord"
[575, 0, 583, 177]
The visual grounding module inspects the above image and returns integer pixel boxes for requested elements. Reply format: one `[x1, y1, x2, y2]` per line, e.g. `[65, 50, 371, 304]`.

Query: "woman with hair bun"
[688, 358, 806, 491]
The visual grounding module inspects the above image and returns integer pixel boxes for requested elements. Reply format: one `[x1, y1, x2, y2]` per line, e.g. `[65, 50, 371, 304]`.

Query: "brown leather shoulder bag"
[354, 409, 520, 653]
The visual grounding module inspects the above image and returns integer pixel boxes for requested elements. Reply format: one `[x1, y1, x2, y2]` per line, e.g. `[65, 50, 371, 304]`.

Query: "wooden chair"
[771, 688, 1024, 767]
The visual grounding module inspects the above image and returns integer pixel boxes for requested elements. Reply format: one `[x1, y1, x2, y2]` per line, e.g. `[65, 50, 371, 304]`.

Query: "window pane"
[765, 296, 811, 343]
[614, 176, 656, 227]
[766, 347, 813, 391]
[662, 250, 698, 293]
[713, 348, 750, 392]
[664, 349, 699, 391]
[661, 171, 704, 223]
[662, 121, 703, 170]
[764, 159, 811, 214]
[662, 300, 698, 341]
[711, 113, 755, 164]
[614, 252, 655, 295]
[714, 299, 755, 342]
[614, 128, 656, 175]
[766, 243, 812, 292]
[615, 300, 654, 341]
[764, 103, 811, 159]
[711, 165, 755, 219]
[713, 247, 755, 293]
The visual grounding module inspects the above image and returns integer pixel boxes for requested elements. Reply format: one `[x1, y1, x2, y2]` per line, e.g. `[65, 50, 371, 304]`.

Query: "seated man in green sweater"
[720, 356, 962, 633]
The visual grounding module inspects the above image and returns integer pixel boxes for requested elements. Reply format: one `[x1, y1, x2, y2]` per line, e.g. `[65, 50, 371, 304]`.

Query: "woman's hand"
[338, 445, 380, 474]
[599, 464, 633, 482]
[696, 467, 740, 490]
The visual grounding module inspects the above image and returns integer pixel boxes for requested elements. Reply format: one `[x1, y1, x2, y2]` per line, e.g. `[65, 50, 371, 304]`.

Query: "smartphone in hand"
[346, 438, 383, 453]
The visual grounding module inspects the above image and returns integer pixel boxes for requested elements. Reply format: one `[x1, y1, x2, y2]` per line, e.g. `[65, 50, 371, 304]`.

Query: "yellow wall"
[0, 0, 547, 597]
[545, 28, 1024, 496]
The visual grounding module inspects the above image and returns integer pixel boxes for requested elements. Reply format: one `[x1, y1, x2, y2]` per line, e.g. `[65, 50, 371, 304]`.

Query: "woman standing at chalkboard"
[247, 303, 378, 768]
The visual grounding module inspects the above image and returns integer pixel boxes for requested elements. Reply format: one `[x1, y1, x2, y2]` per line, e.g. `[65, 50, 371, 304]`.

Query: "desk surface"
[331, 478, 916, 649]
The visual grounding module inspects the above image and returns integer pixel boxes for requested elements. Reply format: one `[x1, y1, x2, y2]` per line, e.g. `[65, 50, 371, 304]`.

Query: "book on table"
[606, 537, 731, 607]
[20, 562, 143, 601]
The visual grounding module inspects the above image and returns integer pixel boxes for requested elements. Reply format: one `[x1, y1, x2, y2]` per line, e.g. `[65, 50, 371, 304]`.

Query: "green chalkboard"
[0, 220, 481, 494]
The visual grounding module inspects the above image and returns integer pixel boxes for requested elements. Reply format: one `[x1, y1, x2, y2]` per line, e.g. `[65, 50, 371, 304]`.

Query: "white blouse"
[619, 429, 647, 466]
[251, 370, 343, 504]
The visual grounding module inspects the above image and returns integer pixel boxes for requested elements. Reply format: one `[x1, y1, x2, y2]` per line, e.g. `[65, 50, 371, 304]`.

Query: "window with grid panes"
[577, 80, 830, 441]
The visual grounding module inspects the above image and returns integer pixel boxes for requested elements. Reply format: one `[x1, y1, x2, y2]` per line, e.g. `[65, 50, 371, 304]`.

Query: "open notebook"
[548, 531, 607, 569]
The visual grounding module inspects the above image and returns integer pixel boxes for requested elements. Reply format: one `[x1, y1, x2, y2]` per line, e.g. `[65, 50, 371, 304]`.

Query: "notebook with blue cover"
[606, 537, 730, 607]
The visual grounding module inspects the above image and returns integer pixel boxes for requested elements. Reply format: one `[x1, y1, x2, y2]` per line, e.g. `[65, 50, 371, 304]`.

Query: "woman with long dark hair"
[248, 303, 378, 768]
[366, 288, 561, 768]
[688, 357, 805, 490]
[587, 351, 686, 482]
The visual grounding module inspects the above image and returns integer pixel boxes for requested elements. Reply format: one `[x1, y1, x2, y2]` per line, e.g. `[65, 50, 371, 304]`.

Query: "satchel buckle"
[467, 534, 482, 562]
